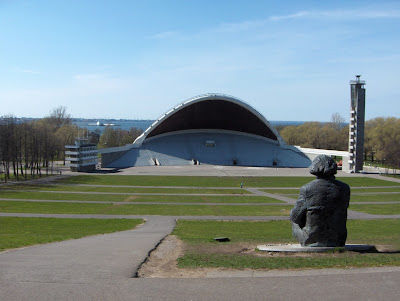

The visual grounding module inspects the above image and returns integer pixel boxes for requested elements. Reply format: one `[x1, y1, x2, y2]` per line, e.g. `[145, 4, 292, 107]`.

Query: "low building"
[65, 138, 98, 172]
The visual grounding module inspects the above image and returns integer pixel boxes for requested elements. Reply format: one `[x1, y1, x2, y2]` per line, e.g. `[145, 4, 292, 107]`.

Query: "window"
[205, 140, 215, 147]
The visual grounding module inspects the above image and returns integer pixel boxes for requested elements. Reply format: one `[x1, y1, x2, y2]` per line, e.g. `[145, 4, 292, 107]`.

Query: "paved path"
[0, 216, 176, 300]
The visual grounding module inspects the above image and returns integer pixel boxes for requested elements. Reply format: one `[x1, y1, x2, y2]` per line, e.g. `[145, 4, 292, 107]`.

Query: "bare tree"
[45, 106, 71, 129]
[330, 113, 346, 132]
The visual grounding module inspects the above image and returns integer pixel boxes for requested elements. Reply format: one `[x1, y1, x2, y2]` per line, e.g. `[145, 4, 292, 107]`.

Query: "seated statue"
[290, 155, 350, 247]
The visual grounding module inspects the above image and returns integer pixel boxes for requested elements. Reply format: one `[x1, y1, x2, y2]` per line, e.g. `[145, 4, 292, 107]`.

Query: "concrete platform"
[257, 243, 376, 252]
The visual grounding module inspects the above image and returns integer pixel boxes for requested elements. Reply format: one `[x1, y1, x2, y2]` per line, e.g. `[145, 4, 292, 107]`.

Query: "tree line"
[278, 114, 400, 170]
[0, 107, 144, 182]
[278, 113, 349, 151]
[0, 107, 77, 181]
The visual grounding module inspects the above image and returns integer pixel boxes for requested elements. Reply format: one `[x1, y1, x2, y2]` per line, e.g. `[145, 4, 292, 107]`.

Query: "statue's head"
[309, 155, 337, 178]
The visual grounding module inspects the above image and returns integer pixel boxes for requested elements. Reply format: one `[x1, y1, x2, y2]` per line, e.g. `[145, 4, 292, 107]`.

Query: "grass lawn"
[0, 191, 282, 203]
[351, 188, 400, 193]
[0, 217, 143, 252]
[350, 194, 400, 202]
[57, 175, 400, 188]
[0, 200, 292, 216]
[261, 189, 300, 194]
[0, 174, 51, 182]
[173, 219, 400, 270]
[3, 185, 249, 195]
[266, 188, 400, 194]
[349, 204, 400, 215]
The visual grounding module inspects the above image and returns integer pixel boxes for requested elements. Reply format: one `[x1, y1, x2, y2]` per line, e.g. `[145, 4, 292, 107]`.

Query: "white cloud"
[270, 9, 400, 21]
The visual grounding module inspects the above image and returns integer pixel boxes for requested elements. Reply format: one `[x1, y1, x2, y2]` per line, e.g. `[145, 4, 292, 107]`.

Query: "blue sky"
[1, 0, 399, 121]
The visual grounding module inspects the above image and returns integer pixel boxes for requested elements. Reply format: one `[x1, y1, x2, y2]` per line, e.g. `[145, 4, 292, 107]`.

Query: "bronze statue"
[290, 155, 350, 247]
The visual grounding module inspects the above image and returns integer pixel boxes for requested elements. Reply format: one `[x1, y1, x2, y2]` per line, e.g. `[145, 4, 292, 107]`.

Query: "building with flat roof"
[65, 138, 98, 172]
[100, 94, 311, 168]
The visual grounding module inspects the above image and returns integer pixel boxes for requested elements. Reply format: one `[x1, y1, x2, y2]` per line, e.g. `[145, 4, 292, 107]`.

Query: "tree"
[280, 126, 299, 145]
[365, 117, 400, 172]
[98, 127, 144, 148]
[129, 127, 144, 141]
[55, 124, 79, 165]
[280, 118, 348, 151]
[45, 106, 71, 129]
[98, 126, 119, 148]
[330, 113, 346, 132]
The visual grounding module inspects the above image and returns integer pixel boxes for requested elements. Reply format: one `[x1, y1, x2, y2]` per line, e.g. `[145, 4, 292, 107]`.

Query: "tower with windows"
[348, 75, 366, 173]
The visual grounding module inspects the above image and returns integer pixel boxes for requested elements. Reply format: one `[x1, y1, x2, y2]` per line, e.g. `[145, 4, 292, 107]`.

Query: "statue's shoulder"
[333, 179, 350, 190]
[300, 179, 319, 192]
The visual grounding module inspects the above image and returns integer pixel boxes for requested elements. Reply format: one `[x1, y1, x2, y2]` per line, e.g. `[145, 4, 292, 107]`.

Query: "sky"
[1, 0, 399, 122]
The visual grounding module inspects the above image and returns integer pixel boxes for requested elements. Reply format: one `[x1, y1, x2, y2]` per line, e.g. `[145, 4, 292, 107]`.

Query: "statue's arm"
[345, 184, 350, 208]
[290, 187, 307, 228]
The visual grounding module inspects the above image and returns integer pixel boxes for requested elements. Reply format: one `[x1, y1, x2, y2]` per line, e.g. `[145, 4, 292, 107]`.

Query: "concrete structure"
[296, 147, 350, 172]
[65, 138, 98, 172]
[100, 94, 311, 168]
[348, 75, 366, 173]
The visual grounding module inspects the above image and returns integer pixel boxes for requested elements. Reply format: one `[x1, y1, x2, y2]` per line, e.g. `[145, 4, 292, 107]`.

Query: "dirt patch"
[124, 196, 138, 202]
[137, 236, 395, 278]
[136, 236, 313, 278]
[138, 235, 206, 278]
[137, 235, 252, 278]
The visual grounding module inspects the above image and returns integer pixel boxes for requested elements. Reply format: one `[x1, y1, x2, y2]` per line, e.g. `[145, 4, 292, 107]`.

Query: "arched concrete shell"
[133, 94, 286, 147]
[100, 93, 311, 168]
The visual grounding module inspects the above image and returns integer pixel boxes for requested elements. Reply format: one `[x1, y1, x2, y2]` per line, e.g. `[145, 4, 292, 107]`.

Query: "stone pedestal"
[257, 244, 376, 253]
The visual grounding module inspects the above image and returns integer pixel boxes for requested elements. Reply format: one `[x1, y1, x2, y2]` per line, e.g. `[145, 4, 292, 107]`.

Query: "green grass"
[172, 220, 294, 244]
[265, 188, 400, 194]
[0, 173, 51, 182]
[338, 177, 400, 187]
[3, 185, 249, 194]
[0, 217, 143, 252]
[350, 194, 400, 202]
[352, 188, 400, 193]
[178, 252, 400, 269]
[261, 189, 300, 194]
[0, 191, 282, 203]
[349, 204, 400, 215]
[173, 219, 400, 248]
[0, 200, 291, 216]
[174, 219, 400, 270]
[57, 175, 400, 188]
[57, 175, 313, 187]
[0, 190, 129, 202]
[347, 219, 400, 248]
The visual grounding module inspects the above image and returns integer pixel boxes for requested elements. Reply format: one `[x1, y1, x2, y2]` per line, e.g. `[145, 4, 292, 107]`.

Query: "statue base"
[257, 244, 376, 253]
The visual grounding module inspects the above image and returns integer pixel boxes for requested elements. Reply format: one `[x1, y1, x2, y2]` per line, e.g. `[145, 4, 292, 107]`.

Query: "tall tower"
[348, 75, 366, 173]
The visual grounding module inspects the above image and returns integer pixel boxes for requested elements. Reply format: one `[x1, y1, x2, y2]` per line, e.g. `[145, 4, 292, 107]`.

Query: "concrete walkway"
[0, 216, 175, 282]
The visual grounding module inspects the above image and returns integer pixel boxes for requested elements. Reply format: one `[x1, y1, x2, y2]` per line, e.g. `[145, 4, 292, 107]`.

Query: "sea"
[72, 119, 305, 134]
